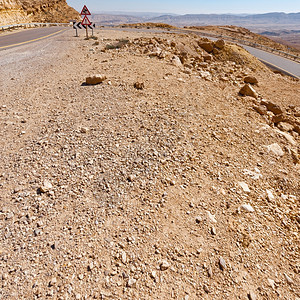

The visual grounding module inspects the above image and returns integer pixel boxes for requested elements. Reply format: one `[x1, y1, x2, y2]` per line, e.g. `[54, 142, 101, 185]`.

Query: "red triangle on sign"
[81, 15, 92, 26]
[81, 5, 91, 15]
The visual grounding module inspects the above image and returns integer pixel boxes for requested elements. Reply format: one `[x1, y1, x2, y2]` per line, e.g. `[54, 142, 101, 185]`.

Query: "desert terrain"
[0, 27, 299, 300]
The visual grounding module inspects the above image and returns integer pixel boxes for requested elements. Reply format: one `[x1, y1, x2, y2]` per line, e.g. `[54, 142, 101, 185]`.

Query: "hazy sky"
[67, 0, 300, 14]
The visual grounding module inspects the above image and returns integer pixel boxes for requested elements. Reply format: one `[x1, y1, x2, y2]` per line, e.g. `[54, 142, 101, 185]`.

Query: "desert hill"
[0, 0, 79, 25]
[0, 27, 299, 299]
[92, 12, 300, 29]
[150, 12, 300, 28]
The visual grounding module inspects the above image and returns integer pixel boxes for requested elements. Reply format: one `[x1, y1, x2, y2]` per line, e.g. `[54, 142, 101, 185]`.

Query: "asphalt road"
[242, 45, 300, 78]
[0, 27, 68, 50]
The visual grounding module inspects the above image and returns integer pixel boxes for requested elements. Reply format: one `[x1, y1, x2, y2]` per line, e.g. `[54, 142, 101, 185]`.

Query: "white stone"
[266, 189, 275, 201]
[121, 251, 127, 264]
[266, 143, 284, 156]
[267, 278, 275, 289]
[240, 204, 255, 213]
[127, 278, 137, 287]
[160, 260, 170, 271]
[284, 273, 293, 284]
[40, 179, 52, 193]
[238, 182, 250, 193]
[171, 56, 182, 67]
[243, 169, 262, 180]
[277, 131, 297, 145]
[206, 211, 217, 223]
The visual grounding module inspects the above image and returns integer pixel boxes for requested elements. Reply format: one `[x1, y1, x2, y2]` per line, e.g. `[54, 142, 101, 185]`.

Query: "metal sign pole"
[86, 26, 88, 39]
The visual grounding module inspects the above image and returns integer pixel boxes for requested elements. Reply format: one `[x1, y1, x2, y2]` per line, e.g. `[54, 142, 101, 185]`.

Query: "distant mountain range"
[92, 12, 300, 28]
[150, 12, 300, 26]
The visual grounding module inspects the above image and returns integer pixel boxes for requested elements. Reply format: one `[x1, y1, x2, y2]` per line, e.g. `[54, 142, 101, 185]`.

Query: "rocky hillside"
[0, 0, 79, 25]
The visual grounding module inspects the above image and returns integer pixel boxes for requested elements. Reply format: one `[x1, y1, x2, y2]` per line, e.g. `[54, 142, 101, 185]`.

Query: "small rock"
[238, 181, 250, 193]
[240, 204, 255, 213]
[150, 271, 157, 279]
[34, 229, 42, 236]
[291, 149, 299, 164]
[78, 274, 84, 280]
[244, 76, 258, 84]
[6, 212, 14, 219]
[127, 278, 137, 287]
[121, 251, 127, 264]
[88, 262, 94, 271]
[276, 130, 297, 145]
[277, 122, 294, 132]
[195, 216, 202, 224]
[203, 54, 213, 62]
[171, 55, 182, 67]
[266, 189, 275, 202]
[267, 278, 275, 289]
[266, 143, 284, 156]
[207, 266, 213, 278]
[49, 277, 57, 286]
[219, 257, 226, 271]
[272, 113, 288, 124]
[239, 84, 258, 98]
[206, 211, 217, 223]
[203, 284, 210, 293]
[253, 105, 267, 115]
[211, 227, 217, 235]
[39, 179, 52, 193]
[80, 127, 89, 133]
[134, 82, 144, 90]
[261, 100, 283, 115]
[248, 291, 257, 300]
[127, 174, 135, 182]
[160, 260, 170, 271]
[75, 294, 81, 300]
[86, 74, 106, 85]
[284, 273, 293, 285]
[214, 39, 225, 49]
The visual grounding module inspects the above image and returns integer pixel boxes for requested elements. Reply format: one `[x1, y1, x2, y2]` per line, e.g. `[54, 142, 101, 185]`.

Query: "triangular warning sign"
[81, 5, 91, 15]
[81, 15, 91, 26]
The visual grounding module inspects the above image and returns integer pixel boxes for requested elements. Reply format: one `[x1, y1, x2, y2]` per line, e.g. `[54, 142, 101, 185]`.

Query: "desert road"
[0, 26, 299, 78]
[0, 27, 68, 50]
[242, 45, 300, 78]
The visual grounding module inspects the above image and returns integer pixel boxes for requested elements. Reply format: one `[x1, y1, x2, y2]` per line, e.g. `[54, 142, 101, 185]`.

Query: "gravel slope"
[0, 29, 299, 300]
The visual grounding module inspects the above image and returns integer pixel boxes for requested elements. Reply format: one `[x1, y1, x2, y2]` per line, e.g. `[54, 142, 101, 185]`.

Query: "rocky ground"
[123, 24, 300, 58]
[0, 28, 299, 299]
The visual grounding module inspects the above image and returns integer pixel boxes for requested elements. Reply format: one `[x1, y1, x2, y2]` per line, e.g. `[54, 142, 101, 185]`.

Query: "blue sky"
[67, 0, 300, 14]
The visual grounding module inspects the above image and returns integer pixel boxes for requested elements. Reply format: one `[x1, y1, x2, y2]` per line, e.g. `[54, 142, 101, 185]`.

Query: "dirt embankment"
[0, 29, 299, 299]
[0, 0, 79, 25]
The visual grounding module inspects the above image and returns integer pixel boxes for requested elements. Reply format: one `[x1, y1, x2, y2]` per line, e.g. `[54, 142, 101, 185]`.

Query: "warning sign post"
[81, 5, 91, 38]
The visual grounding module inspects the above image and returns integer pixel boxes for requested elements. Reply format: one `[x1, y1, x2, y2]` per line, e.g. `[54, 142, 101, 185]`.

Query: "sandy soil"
[0, 28, 299, 299]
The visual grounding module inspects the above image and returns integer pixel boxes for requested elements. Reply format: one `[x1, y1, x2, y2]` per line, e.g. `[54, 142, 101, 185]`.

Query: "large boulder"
[244, 76, 258, 85]
[214, 39, 225, 49]
[239, 84, 258, 99]
[261, 100, 283, 115]
[198, 42, 214, 53]
[86, 74, 107, 85]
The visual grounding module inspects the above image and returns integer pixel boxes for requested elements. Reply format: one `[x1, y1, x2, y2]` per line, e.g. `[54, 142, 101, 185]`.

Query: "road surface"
[0, 27, 68, 50]
[242, 45, 300, 78]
